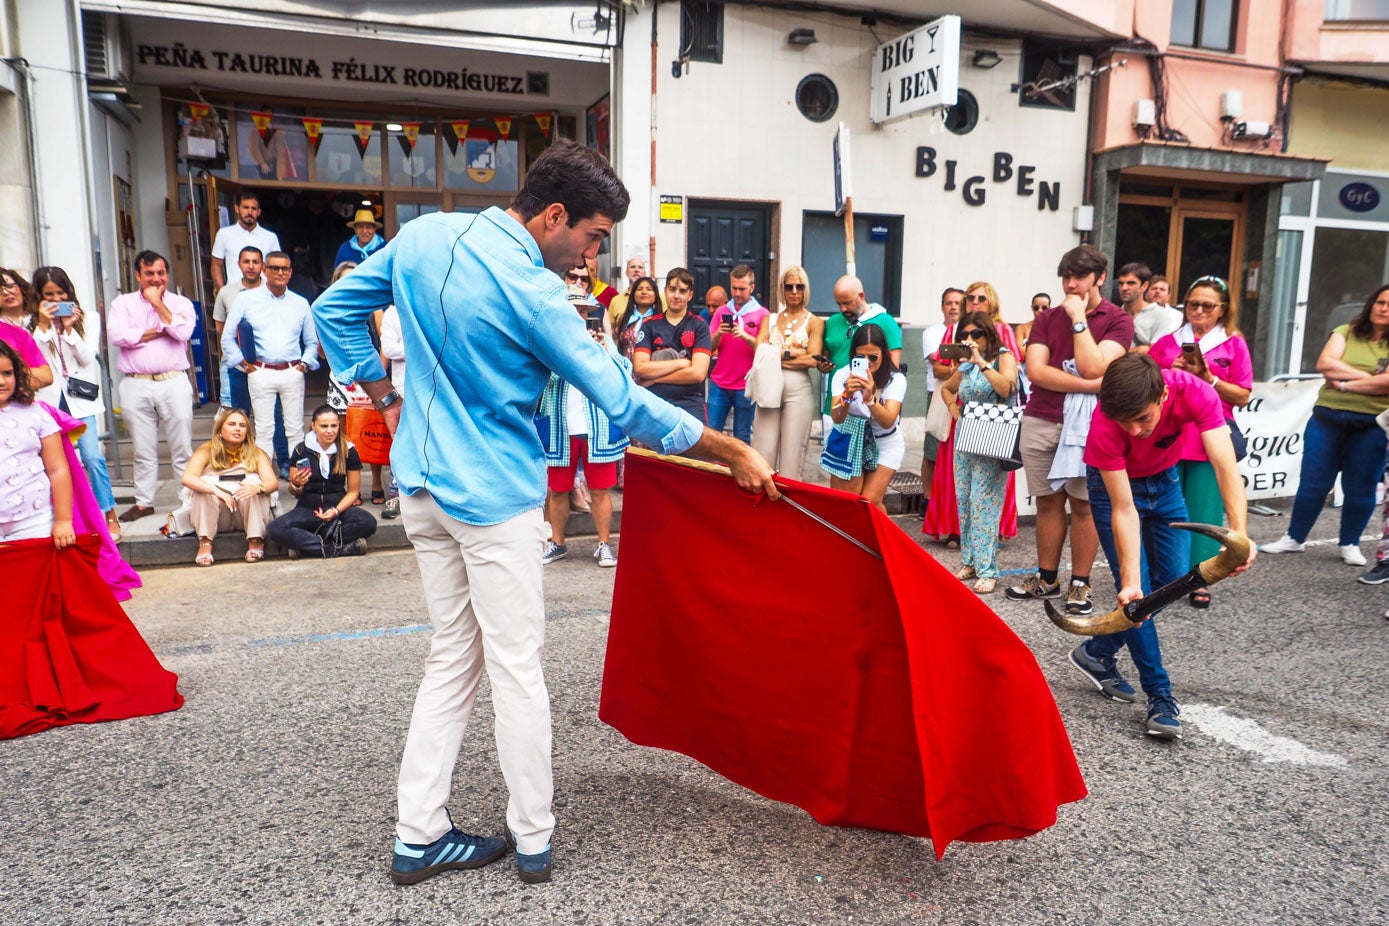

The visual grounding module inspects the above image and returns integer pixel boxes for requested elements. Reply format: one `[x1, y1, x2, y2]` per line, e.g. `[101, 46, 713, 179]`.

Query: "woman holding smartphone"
[268, 404, 377, 559]
[182, 408, 278, 565]
[822, 324, 906, 513]
[1148, 276, 1253, 607]
[30, 266, 122, 539]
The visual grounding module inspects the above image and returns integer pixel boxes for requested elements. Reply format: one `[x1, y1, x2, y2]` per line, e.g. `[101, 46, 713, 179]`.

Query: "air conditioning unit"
[1220, 90, 1244, 121]
[1133, 99, 1156, 128]
[82, 11, 132, 84]
[1232, 120, 1273, 140]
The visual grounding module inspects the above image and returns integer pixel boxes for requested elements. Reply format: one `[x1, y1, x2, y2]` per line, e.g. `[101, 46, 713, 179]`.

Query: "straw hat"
[347, 208, 382, 229]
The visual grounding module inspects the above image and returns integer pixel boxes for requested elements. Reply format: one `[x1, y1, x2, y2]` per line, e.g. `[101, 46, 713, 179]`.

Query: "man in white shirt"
[919, 287, 963, 506]
[1117, 262, 1182, 354]
[211, 192, 281, 291]
[221, 250, 318, 464]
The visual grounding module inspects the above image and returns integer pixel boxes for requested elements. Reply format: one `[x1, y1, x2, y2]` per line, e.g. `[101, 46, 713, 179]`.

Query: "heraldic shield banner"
[600, 451, 1086, 859]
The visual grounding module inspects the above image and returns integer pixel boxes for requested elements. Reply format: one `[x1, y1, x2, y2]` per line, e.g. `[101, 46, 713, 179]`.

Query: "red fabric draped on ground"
[0, 535, 182, 740]
[600, 452, 1085, 859]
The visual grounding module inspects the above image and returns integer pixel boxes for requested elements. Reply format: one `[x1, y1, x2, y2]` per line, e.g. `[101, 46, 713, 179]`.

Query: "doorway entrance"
[1114, 183, 1246, 310]
[686, 200, 776, 313]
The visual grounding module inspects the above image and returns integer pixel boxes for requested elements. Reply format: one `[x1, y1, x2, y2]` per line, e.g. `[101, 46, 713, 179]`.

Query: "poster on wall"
[1232, 378, 1322, 501]
[586, 94, 610, 161]
[237, 104, 308, 182]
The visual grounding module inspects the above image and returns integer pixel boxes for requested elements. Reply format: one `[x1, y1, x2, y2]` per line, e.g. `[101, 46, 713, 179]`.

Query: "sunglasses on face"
[1185, 301, 1221, 313]
[965, 294, 989, 303]
[960, 328, 987, 339]
[856, 354, 881, 363]
[565, 272, 588, 282]
[783, 282, 806, 292]
[1031, 303, 1048, 312]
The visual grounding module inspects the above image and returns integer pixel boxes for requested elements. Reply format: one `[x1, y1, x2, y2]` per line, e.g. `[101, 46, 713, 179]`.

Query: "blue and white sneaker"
[1068, 643, 1138, 703]
[1146, 694, 1182, 740]
[505, 826, 553, 884]
[390, 826, 507, 885]
[541, 540, 568, 565]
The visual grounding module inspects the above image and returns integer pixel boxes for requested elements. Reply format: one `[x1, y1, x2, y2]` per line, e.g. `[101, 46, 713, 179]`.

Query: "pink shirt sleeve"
[0, 322, 49, 371]
[1083, 407, 1127, 471]
[106, 293, 147, 350]
[1148, 334, 1180, 370]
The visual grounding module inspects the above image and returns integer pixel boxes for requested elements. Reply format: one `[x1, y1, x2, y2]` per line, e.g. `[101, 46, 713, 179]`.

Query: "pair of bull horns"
[1045, 522, 1251, 636]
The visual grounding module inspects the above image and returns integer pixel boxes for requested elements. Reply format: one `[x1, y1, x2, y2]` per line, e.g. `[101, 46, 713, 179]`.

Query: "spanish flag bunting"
[397, 121, 422, 158]
[352, 121, 375, 158]
[494, 117, 513, 141]
[445, 120, 470, 156]
[188, 102, 211, 122]
[250, 110, 273, 142]
[533, 112, 552, 138]
[302, 117, 323, 156]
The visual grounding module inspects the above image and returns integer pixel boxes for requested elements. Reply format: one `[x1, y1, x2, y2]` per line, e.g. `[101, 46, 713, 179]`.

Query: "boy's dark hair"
[849, 323, 900, 391]
[510, 139, 630, 226]
[134, 250, 168, 275]
[1116, 262, 1152, 283]
[0, 339, 35, 405]
[665, 267, 695, 291]
[1056, 244, 1109, 280]
[1100, 353, 1166, 422]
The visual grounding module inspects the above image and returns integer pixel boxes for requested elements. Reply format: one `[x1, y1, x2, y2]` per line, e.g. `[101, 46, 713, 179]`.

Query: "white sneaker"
[1340, 544, 1367, 566]
[1261, 534, 1305, 553]
[594, 541, 617, 568]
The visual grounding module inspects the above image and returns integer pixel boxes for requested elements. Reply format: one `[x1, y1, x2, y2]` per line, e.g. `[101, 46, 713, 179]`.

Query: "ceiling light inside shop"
[387, 123, 404, 132]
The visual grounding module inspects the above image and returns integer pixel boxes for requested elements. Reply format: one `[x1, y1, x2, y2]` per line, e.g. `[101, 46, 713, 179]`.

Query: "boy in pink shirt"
[1072, 354, 1256, 739]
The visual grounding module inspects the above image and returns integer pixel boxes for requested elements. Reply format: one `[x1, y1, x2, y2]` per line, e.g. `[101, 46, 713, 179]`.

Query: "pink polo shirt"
[0, 320, 50, 373]
[1085, 369, 1225, 478]
[108, 290, 197, 374]
[709, 302, 770, 390]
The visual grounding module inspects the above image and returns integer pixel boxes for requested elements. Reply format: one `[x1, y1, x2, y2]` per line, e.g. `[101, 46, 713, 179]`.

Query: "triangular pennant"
[494, 117, 513, 141]
[189, 102, 211, 122]
[352, 121, 374, 159]
[250, 110, 273, 143]
[533, 112, 552, 139]
[301, 117, 323, 156]
[396, 121, 422, 158]
[445, 120, 470, 157]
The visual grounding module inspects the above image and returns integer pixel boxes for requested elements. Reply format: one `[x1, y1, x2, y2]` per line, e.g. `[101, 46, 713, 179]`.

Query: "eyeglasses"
[565, 272, 588, 282]
[1185, 301, 1221, 313]
[0, 282, 19, 291]
[1031, 303, 1049, 312]
[265, 265, 292, 273]
[856, 354, 881, 363]
[959, 328, 987, 339]
[783, 283, 806, 292]
[964, 294, 989, 303]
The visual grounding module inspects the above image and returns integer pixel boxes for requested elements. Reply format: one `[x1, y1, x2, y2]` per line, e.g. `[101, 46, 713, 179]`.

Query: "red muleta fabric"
[1, 535, 183, 739]
[600, 452, 1086, 859]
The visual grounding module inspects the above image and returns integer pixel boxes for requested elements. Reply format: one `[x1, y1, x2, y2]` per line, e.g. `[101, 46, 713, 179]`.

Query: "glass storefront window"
[236, 104, 309, 183]
[1281, 182, 1314, 216]
[315, 120, 384, 187]
[445, 138, 519, 192]
[1300, 227, 1389, 372]
[388, 122, 438, 191]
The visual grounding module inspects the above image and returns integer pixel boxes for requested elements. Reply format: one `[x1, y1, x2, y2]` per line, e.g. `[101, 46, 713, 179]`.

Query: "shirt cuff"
[658, 411, 705, 456]
[332, 357, 388, 385]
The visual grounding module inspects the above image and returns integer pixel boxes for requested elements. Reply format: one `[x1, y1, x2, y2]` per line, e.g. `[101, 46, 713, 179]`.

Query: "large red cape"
[1, 536, 182, 739]
[600, 452, 1086, 859]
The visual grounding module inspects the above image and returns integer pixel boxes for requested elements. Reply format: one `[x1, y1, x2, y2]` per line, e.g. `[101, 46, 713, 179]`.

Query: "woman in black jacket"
[267, 405, 377, 558]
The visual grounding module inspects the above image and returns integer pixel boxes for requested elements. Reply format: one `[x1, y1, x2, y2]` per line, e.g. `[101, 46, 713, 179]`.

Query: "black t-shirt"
[634, 312, 712, 408]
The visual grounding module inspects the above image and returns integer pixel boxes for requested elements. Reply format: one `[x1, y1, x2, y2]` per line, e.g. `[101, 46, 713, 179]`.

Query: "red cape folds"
[1, 536, 182, 739]
[600, 452, 1086, 859]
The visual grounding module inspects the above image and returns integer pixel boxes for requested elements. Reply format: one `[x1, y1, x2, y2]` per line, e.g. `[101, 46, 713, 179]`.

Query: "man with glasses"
[221, 250, 318, 467]
[818, 276, 902, 424]
[109, 251, 198, 522]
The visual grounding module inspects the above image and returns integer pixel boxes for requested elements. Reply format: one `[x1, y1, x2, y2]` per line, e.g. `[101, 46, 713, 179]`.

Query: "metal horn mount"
[1046, 522, 1250, 636]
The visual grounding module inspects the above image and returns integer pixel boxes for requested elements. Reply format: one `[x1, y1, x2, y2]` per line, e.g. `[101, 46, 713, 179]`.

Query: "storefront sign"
[870, 15, 960, 124]
[659, 195, 683, 224]
[135, 43, 528, 95]
[914, 148, 1063, 211]
[1339, 181, 1381, 214]
[1233, 379, 1321, 500]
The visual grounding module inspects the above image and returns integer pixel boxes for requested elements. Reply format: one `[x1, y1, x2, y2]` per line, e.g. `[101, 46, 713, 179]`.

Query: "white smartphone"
[850, 356, 870, 380]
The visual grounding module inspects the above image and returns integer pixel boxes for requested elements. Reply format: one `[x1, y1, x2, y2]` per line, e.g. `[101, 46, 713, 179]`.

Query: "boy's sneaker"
[1146, 694, 1182, 740]
[382, 497, 401, 520]
[1064, 580, 1094, 616]
[1068, 642, 1138, 703]
[1340, 544, 1367, 567]
[1358, 559, 1389, 585]
[504, 827, 553, 884]
[541, 540, 568, 565]
[390, 827, 507, 885]
[1005, 573, 1062, 601]
[1261, 534, 1305, 553]
[594, 542, 617, 568]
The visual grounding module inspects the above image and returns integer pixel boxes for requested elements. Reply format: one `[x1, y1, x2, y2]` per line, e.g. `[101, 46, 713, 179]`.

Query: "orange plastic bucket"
[345, 406, 394, 466]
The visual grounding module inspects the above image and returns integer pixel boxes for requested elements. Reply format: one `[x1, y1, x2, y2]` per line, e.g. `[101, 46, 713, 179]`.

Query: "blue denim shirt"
[312, 207, 703, 525]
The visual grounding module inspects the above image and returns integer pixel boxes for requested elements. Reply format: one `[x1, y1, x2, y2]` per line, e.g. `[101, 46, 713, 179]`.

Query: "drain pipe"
[11, 57, 48, 265]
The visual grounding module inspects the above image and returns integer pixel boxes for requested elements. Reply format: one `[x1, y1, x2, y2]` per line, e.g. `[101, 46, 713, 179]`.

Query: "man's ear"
[544, 203, 568, 230]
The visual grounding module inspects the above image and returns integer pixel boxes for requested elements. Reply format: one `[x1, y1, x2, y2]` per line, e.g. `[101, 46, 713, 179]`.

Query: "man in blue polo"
[314, 139, 776, 887]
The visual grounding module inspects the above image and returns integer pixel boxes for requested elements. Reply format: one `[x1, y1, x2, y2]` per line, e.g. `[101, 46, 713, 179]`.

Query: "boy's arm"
[1200, 426, 1257, 575]
[1099, 468, 1144, 605]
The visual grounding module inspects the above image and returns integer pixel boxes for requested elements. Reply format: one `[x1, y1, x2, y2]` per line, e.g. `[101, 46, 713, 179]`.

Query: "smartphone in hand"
[939, 343, 971, 362]
[850, 356, 870, 379]
[51, 302, 77, 317]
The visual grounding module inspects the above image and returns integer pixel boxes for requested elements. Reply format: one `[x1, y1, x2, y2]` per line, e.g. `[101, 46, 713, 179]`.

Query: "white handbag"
[744, 342, 785, 408]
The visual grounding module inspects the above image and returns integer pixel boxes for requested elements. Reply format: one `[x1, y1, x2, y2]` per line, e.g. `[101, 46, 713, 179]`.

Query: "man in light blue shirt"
[314, 139, 776, 887]
[222, 250, 318, 467]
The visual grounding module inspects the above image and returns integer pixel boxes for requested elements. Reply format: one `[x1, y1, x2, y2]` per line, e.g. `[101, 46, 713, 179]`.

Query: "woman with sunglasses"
[750, 266, 824, 480]
[1262, 283, 1389, 568]
[924, 280, 1020, 545]
[1147, 276, 1253, 607]
[939, 311, 1017, 593]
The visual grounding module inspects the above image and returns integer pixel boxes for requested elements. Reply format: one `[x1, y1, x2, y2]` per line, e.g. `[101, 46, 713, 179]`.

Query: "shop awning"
[1095, 141, 1329, 185]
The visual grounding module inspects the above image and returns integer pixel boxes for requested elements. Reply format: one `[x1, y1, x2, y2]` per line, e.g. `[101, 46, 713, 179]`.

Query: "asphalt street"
[1, 500, 1385, 926]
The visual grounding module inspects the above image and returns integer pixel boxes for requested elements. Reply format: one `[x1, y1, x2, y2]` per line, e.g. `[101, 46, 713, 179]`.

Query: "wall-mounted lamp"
[787, 28, 818, 46]
[972, 49, 1003, 69]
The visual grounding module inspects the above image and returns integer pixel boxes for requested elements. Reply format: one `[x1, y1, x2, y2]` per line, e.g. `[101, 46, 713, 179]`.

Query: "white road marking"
[1183, 704, 1348, 768]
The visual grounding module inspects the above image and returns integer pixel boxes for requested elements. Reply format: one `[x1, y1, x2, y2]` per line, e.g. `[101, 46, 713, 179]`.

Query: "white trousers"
[396, 491, 554, 855]
[119, 374, 194, 508]
[247, 366, 305, 464]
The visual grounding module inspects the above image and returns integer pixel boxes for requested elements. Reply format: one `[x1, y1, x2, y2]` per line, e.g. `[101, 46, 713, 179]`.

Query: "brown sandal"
[245, 538, 265, 563]
[195, 538, 214, 567]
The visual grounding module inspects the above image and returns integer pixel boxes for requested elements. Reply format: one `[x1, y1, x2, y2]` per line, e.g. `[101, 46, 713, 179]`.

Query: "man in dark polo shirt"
[1006, 244, 1134, 614]
[633, 266, 712, 420]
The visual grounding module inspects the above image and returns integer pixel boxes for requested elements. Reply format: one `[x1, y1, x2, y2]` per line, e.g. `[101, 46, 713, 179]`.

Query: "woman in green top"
[1263, 284, 1389, 564]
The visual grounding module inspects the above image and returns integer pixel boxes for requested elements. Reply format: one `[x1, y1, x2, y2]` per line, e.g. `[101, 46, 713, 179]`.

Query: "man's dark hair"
[1057, 244, 1108, 279]
[941, 287, 964, 305]
[238, 246, 264, 260]
[236, 191, 260, 207]
[1099, 353, 1166, 422]
[134, 250, 168, 274]
[1117, 262, 1153, 283]
[730, 263, 754, 281]
[510, 139, 629, 226]
[665, 267, 695, 291]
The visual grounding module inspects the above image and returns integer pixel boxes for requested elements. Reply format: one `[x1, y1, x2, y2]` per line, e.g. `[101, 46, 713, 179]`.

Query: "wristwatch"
[1071, 320, 1088, 334]
[373, 388, 403, 412]
[782, 349, 792, 361]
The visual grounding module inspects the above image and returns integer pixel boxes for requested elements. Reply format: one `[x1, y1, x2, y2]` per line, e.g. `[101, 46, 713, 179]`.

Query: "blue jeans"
[1288, 405, 1388, 546]
[76, 415, 116, 511]
[227, 367, 289, 464]
[1084, 466, 1190, 698]
[706, 384, 754, 444]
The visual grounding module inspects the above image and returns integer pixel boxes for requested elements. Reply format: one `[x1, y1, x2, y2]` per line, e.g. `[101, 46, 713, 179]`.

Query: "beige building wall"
[1287, 79, 1389, 172]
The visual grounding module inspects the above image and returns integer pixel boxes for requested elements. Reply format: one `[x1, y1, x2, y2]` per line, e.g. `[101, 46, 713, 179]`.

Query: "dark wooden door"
[687, 201, 772, 312]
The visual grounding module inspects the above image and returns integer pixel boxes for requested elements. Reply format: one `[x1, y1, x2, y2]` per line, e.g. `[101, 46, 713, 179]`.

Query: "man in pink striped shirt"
[109, 250, 197, 522]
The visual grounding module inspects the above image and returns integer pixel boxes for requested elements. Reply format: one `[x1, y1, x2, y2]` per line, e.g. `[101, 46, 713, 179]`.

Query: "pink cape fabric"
[601, 453, 1087, 859]
[42, 402, 141, 601]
